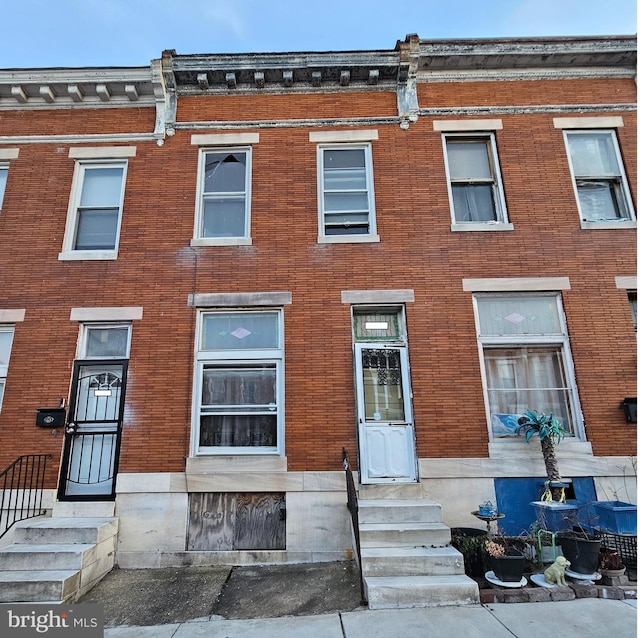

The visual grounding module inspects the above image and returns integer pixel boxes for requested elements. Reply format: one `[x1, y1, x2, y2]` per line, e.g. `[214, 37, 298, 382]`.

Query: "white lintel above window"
[341, 289, 415, 304]
[188, 292, 292, 307]
[190, 133, 260, 146]
[70, 307, 143, 321]
[68, 146, 137, 159]
[462, 277, 571, 292]
[309, 130, 379, 143]
[433, 119, 503, 132]
[553, 116, 624, 129]
[0, 149, 19, 161]
[615, 276, 637, 289]
[0, 309, 26, 322]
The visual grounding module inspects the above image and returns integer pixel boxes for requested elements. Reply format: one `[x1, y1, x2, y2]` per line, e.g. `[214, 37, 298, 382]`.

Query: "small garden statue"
[544, 556, 570, 586]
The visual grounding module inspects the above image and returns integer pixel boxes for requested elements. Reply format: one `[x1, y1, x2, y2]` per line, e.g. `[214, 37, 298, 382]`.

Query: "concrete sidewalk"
[104, 598, 637, 638]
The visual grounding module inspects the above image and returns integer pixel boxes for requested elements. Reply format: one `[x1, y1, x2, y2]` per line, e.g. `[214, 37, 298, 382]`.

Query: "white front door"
[355, 343, 417, 483]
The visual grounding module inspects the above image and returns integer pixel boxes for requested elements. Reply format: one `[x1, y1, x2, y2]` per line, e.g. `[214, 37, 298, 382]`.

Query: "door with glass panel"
[59, 325, 130, 500]
[354, 343, 417, 483]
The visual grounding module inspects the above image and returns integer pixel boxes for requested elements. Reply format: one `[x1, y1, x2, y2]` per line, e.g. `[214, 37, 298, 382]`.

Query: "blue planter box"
[593, 501, 637, 535]
[530, 501, 577, 532]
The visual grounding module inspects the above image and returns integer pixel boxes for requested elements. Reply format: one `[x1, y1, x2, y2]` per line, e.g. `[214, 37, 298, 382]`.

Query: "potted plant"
[484, 537, 526, 583]
[516, 410, 566, 500]
[599, 548, 626, 578]
[556, 522, 602, 576]
[450, 527, 488, 578]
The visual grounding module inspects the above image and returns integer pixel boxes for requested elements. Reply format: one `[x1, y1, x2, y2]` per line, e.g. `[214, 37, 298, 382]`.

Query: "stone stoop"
[356, 491, 480, 609]
[0, 510, 118, 604]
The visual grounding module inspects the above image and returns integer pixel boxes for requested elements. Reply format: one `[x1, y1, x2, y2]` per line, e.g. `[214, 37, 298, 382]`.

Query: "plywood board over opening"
[188, 492, 286, 551]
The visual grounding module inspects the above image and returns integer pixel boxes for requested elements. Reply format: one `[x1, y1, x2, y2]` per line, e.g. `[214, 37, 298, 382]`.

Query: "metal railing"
[342, 447, 367, 605]
[0, 454, 51, 539]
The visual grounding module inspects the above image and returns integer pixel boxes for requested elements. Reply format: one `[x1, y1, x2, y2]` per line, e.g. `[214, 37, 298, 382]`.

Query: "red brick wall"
[0, 77, 635, 482]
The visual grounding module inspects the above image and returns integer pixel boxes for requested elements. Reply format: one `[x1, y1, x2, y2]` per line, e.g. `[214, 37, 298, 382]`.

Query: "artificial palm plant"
[516, 410, 565, 501]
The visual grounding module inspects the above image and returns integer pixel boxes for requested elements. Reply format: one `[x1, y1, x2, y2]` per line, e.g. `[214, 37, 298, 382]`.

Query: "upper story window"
[80, 324, 131, 359]
[194, 148, 252, 244]
[0, 326, 15, 412]
[0, 165, 8, 210]
[563, 130, 635, 227]
[443, 133, 509, 229]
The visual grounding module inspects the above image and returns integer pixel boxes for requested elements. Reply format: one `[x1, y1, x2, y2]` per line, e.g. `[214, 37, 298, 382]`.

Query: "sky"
[1, 0, 637, 69]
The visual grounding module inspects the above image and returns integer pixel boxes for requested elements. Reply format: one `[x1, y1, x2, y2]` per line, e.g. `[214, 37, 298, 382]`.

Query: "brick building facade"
[0, 35, 636, 567]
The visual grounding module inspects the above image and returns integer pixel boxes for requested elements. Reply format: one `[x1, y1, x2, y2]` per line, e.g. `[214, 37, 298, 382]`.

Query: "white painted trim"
[580, 220, 637, 230]
[0, 149, 19, 160]
[70, 307, 143, 321]
[553, 116, 624, 129]
[433, 119, 503, 131]
[341, 289, 415, 304]
[309, 130, 379, 142]
[616, 276, 637, 289]
[317, 234, 380, 244]
[463, 277, 571, 292]
[68, 146, 137, 158]
[190, 133, 260, 146]
[451, 222, 514, 232]
[189, 292, 292, 307]
[0, 309, 25, 322]
[190, 237, 253, 247]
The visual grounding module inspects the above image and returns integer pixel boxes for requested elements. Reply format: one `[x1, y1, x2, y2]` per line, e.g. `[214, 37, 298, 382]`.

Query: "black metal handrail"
[342, 447, 367, 605]
[0, 454, 51, 539]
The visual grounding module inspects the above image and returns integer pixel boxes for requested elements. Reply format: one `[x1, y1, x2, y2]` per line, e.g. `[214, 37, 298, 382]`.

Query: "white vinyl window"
[194, 310, 283, 455]
[0, 165, 8, 210]
[79, 324, 132, 359]
[194, 148, 251, 244]
[564, 130, 635, 225]
[443, 134, 509, 227]
[0, 327, 15, 412]
[60, 161, 127, 260]
[318, 144, 377, 241]
[473, 293, 582, 439]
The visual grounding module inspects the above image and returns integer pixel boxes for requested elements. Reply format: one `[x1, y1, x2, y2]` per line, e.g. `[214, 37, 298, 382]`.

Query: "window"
[628, 291, 637, 332]
[564, 130, 634, 224]
[0, 165, 8, 209]
[60, 161, 127, 260]
[195, 148, 251, 243]
[0, 327, 15, 412]
[443, 134, 508, 227]
[80, 324, 131, 359]
[474, 294, 581, 438]
[318, 144, 377, 240]
[194, 310, 283, 454]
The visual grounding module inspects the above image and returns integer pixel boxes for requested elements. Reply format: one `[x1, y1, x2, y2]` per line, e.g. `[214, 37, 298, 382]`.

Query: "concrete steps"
[0, 513, 118, 603]
[355, 488, 479, 609]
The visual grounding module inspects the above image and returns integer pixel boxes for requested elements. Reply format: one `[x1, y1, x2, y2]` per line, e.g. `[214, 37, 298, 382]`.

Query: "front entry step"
[0, 515, 118, 603]
[355, 496, 479, 608]
[365, 575, 480, 609]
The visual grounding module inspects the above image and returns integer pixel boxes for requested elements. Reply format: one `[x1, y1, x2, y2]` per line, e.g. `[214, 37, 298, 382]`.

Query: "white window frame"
[473, 292, 584, 442]
[78, 323, 132, 359]
[0, 325, 15, 412]
[59, 160, 128, 261]
[0, 164, 8, 211]
[192, 309, 284, 456]
[192, 147, 253, 246]
[316, 143, 379, 243]
[562, 129, 635, 229]
[442, 133, 511, 232]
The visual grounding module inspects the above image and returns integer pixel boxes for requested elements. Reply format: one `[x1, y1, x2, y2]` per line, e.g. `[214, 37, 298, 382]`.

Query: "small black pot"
[558, 533, 601, 575]
[488, 550, 525, 582]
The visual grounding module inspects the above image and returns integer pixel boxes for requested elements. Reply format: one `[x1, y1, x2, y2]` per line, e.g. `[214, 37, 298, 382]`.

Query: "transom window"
[80, 324, 131, 359]
[474, 294, 582, 439]
[564, 130, 634, 223]
[318, 144, 377, 239]
[195, 310, 283, 455]
[60, 161, 127, 259]
[195, 149, 251, 241]
[0, 326, 15, 412]
[444, 134, 508, 225]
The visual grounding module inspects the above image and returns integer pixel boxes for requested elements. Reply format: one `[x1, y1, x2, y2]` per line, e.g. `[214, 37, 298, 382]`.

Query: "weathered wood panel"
[234, 493, 285, 550]
[187, 492, 235, 551]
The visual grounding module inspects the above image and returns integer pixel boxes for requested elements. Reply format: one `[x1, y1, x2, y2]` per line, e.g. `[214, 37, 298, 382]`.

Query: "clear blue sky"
[1, 0, 637, 69]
